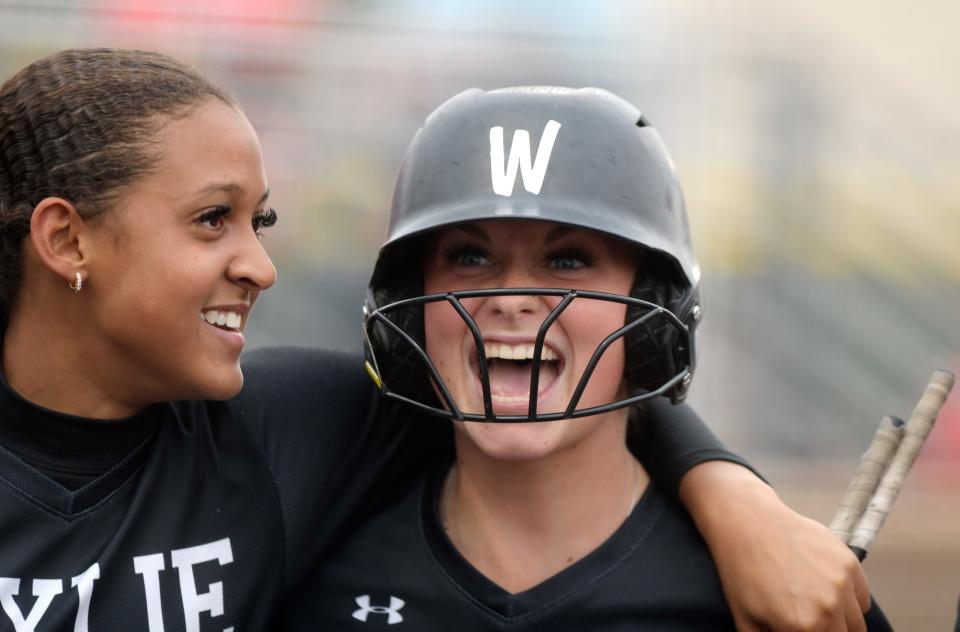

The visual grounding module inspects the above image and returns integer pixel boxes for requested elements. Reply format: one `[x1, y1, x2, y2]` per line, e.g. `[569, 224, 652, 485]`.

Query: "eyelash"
[253, 208, 278, 235]
[441, 242, 490, 266]
[194, 206, 278, 235]
[195, 205, 230, 229]
[547, 245, 594, 269]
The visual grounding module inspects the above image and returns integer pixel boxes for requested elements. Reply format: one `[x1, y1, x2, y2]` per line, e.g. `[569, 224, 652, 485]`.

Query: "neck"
[442, 411, 648, 594]
[3, 300, 141, 419]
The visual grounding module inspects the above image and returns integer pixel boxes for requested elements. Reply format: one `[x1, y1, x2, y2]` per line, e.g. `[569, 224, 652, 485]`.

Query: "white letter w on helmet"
[489, 119, 561, 196]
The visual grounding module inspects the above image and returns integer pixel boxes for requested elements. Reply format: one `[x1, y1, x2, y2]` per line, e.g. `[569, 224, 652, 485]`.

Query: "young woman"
[0, 48, 293, 630]
[0, 49, 870, 630]
[281, 87, 889, 630]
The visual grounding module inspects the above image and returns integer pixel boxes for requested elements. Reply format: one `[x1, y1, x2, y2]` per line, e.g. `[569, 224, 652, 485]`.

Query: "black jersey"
[0, 347, 393, 631]
[0, 346, 749, 631]
[281, 466, 893, 631]
[281, 467, 737, 630]
[0, 397, 286, 631]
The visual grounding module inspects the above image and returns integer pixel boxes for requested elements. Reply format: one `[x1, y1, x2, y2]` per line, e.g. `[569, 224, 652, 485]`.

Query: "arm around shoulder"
[632, 399, 881, 632]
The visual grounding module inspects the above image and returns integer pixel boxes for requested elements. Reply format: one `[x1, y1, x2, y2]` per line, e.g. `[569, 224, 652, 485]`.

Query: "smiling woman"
[287, 87, 892, 631]
[1, 50, 276, 416]
[0, 49, 295, 629]
[28, 100, 276, 412]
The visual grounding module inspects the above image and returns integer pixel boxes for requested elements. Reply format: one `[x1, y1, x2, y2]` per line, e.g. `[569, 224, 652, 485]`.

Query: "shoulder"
[609, 484, 735, 624]
[229, 347, 422, 586]
[230, 344, 387, 464]
[327, 468, 428, 558]
[236, 346, 374, 424]
[240, 345, 367, 389]
[276, 473, 439, 629]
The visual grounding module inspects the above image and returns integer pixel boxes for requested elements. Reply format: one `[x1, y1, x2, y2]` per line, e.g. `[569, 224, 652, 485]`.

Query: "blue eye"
[458, 252, 490, 266]
[551, 255, 584, 270]
[442, 243, 491, 267]
[548, 246, 592, 270]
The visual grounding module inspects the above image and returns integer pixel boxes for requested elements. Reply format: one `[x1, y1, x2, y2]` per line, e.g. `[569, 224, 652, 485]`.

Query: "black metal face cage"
[363, 287, 692, 423]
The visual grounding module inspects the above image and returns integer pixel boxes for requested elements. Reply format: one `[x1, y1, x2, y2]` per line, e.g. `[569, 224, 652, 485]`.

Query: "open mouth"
[469, 341, 565, 407]
[202, 309, 243, 333]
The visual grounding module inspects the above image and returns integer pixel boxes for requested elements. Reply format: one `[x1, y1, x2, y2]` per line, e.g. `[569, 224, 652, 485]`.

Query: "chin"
[193, 365, 245, 401]
[458, 421, 564, 462]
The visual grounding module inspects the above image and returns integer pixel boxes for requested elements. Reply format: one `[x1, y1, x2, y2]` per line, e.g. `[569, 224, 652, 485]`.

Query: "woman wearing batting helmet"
[281, 87, 890, 631]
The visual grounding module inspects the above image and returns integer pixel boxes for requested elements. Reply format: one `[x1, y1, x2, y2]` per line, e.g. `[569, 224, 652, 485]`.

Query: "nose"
[228, 230, 277, 292]
[485, 291, 541, 321]
[482, 266, 544, 321]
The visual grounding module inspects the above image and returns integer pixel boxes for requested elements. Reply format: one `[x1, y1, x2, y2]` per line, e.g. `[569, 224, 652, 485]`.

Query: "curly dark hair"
[0, 48, 235, 320]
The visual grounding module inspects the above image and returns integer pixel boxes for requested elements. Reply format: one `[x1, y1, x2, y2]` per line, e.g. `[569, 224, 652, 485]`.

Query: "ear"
[29, 197, 90, 285]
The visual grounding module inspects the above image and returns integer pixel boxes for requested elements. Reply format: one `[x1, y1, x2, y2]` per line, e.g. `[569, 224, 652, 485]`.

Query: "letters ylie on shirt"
[1, 537, 234, 632]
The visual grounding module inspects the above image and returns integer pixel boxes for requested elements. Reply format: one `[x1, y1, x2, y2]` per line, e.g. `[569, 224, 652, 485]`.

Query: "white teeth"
[483, 342, 557, 361]
[201, 310, 243, 331]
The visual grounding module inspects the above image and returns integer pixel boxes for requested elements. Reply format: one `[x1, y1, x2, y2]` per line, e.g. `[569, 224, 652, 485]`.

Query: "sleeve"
[628, 397, 763, 498]
[234, 346, 451, 590]
[865, 598, 893, 631]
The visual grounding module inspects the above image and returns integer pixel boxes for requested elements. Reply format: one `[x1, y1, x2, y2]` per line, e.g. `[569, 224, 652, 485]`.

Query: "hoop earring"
[69, 272, 83, 293]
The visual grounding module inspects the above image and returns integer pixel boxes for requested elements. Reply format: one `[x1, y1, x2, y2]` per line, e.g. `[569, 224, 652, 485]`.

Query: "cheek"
[99, 242, 221, 332]
[565, 302, 628, 395]
[424, 302, 466, 370]
[568, 301, 629, 351]
[121, 255, 203, 309]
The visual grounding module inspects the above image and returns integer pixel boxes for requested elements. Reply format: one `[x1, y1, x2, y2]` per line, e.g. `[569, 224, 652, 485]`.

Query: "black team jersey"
[281, 466, 893, 631]
[280, 468, 735, 630]
[0, 346, 753, 631]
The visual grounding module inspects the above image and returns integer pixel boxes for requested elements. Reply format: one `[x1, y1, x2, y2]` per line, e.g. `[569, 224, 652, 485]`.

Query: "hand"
[680, 461, 871, 631]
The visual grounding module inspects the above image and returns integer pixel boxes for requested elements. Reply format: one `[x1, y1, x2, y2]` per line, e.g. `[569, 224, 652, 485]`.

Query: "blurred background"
[2, 0, 957, 627]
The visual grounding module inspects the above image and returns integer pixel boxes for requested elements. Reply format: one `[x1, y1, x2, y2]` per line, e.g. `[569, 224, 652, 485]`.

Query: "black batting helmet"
[364, 86, 701, 422]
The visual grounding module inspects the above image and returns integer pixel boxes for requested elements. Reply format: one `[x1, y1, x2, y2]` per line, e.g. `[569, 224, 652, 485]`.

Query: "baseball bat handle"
[829, 415, 905, 544]
[847, 369, 955, 557]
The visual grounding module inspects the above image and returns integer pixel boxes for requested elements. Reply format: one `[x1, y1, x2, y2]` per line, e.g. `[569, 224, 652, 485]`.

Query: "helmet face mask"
[364, 285, 693, 422]
[365, 86, 701, 422]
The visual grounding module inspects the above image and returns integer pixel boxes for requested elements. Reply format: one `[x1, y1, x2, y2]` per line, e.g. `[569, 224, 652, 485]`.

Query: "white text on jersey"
[0, 537, 234, 632]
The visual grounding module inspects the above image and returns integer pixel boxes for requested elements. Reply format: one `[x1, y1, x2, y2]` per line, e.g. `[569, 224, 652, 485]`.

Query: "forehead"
[134, 100, 265, 201]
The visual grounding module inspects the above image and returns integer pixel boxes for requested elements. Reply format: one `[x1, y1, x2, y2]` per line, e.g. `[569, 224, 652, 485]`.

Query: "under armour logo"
[489, 119, 562, 196]
[352, 594, 405, 624]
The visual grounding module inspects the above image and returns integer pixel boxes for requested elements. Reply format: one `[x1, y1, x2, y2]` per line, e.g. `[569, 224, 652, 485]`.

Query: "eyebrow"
[451, 223, 490, 242]
[195, 183, 271, 206]
[451, 222, 577, 244]
[543, 225, 575, 244]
